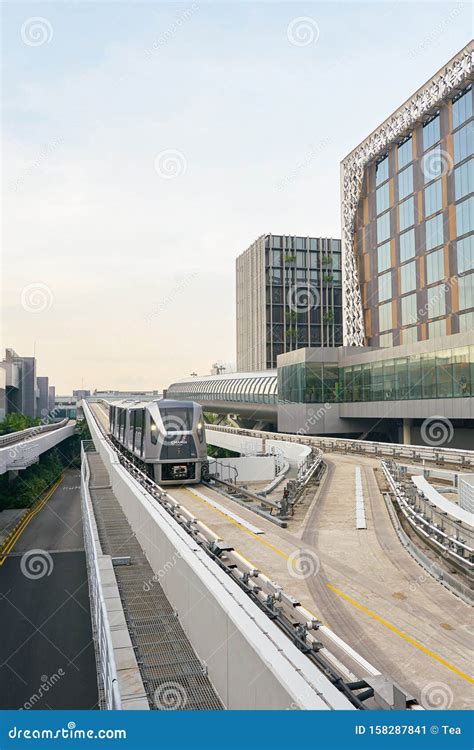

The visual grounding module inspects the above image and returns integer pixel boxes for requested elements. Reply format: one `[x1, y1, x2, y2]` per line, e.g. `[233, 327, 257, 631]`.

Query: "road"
[0, 469, 98, 709]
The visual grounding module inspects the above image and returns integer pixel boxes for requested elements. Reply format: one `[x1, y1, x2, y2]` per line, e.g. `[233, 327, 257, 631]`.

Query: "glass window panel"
[376, 156, 389, 186]
[456, 196, 474, 237]
[452, 87, 472, 129]
[400, 260, 417, 293]
[427, 283, 446, 318]
[306, 363, 323, 403]
[424, 179, 442, 216]
[272, 235, 282, 248]
[400, 228, 416, 262]
[377, 241, 391, 273]
[398, 138, 413, 169]
[428, 319, 446, 338]
[371, 361, 384, 401]
[401, 293, 417, 326]
[379, 332, 393, 348]
[378, 271, 392, 302]
[377, 211, 390, 243]
[398, 165, 413, 200]
[399, 196, 415, 231]
[421, 352, 436, 397]
[454, 122, 473, 164]
[395, 358, 409, 399]
[426, 213, 444, 250]
[272, 249, 282, 265]
[422, 146, 444, 183]
[459, 272, 474, 310]
[436, 350, 453, 397]
[453, 347, 471, 397]
[423, 115, 440, 151]
[408, 354, 422, 398]
[403, 325, 418, 344]
[454, 159, 474, 200]
[376, 182, 390, 215]
[379, 301, 392, 331]
[459, 310, 474, 332]
[426, 248, 444, 284]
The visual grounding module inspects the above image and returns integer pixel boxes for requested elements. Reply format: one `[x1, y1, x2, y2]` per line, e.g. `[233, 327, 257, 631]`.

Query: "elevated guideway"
[0, 419, 76, 475]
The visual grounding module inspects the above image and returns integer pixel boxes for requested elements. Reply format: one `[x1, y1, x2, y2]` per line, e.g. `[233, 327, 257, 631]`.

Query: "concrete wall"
[209, 455, 276, 482]
[206, 427, 312, 469]
[85, 404, 352, 710]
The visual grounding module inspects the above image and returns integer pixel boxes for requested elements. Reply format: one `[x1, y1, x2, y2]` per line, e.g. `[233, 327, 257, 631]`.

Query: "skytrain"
[109, 399, 208, 485]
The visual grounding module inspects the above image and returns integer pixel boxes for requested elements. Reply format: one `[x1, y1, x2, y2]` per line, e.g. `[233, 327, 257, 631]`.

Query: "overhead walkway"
[0, 419, 76, 475]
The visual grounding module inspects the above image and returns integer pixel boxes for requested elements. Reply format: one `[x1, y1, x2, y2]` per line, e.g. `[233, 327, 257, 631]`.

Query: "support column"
[402, 418, 413, 445]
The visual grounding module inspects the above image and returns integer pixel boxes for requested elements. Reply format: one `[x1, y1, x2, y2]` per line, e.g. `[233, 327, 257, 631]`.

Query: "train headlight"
[197, 421, 204, 442]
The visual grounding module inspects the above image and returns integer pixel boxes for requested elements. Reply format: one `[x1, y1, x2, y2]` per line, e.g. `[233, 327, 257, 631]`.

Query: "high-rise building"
[36, 376, 49, 419]
[341, 42, 473, 348]
[3, 349, 37, 418]
[236, 234, 343, 370]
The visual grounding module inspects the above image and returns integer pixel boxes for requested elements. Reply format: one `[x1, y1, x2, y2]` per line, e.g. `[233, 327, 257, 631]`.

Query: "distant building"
[236, 234, 343, 371]
[36, 376, 49, 419]
[73, 389, 91, 401]
[48, 385, 56, 414]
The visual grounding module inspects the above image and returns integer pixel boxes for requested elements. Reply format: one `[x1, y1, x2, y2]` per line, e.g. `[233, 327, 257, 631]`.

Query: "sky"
[2, 0, 471, 393]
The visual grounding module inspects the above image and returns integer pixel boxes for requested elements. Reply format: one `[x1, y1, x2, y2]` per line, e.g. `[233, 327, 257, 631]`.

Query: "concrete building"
[342, 42, 473, 347]
[36, 376, 50, 419]
[2, 349, 38, 419]
[48, 385, 56, 414]
[236, 234, 343, 371]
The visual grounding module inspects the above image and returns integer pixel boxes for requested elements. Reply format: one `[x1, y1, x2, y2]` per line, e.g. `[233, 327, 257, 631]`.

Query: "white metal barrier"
[0, 418, 70, 447]
[81, 441, 122, 710]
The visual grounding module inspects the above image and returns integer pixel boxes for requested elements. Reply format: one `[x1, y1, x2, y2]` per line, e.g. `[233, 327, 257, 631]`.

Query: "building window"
[457, 235, 474, 274]
[459, 272, 474, 310]
[272, 235, 282, 248]
[376, 182, 390, 215]
[456, 196, 474, 237]
[423, 114, 440, 151]
[400, 260, 417, 293]
[452, 86, 472, 129]
[398, 165, 413, 200]
[399, 196, 415, 231]
[296, 237, 305, 250]
[455, 159, 474, 201]
[377, 211, 390, 243]
[397, 137, 412, 170]
[271, 268, 282, 283]
[379, 301, 392, 331]
[426, 248, 444, 284]
[379, 332, 393, 347]
[401, 293, 417, 326]
[422, 146, 445, 183]
[378, 271, 392, 302]
[428, 319, 446, 338]
[459, 310, 474, 331]
[403, 325, 418, 344]
[272, 249, 282, 266]
[426, 213, 444, 250]
[427, 283, 446, 319]
[454, 122, 473, 164]
[424, 179, 442, 216]
[377, 241, 391, 273]
[376, 156, 389, 186]
[399, 228, 416, 262]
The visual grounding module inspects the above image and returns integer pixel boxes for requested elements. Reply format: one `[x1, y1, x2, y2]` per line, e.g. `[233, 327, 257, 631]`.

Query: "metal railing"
[206, 424, 474, 468]
[0, 418, 70, 448]
[381, 460, 474, 579]
[81, 441, 122, 710]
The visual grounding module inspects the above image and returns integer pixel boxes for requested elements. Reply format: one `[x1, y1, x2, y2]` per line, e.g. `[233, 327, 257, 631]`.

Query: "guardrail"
[81, 441, 122, 710]
[206, 424, 474, 468]
[0, 418, 70, 448]
[381, 460, 474, 583]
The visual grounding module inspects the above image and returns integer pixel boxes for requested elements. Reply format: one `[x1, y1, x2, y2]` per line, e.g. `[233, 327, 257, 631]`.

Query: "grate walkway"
[87, 452, 223, 710]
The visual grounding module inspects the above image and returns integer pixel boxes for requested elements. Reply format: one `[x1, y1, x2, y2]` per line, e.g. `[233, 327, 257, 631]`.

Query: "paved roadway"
[0, 469, 98, 709]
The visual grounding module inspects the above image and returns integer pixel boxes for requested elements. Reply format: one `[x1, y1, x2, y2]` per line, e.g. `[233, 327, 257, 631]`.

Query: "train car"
[108, 398, 208, 485]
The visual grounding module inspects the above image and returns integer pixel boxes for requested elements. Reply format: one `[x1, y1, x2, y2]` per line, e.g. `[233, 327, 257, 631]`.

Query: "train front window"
[159, 406, 193, 432]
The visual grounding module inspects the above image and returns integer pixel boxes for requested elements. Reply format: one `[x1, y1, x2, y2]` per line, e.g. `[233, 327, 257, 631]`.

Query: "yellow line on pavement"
[327, 583, 474, 685]
[0, 476, 64, 565]
[185, 486, 473, 685]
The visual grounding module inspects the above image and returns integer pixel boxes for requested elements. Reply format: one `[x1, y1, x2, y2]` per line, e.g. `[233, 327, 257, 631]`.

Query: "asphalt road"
[0, 468, 98, 709]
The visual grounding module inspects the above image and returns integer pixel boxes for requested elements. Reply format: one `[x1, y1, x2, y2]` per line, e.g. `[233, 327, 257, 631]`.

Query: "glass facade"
[279, 346, 474, 403]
